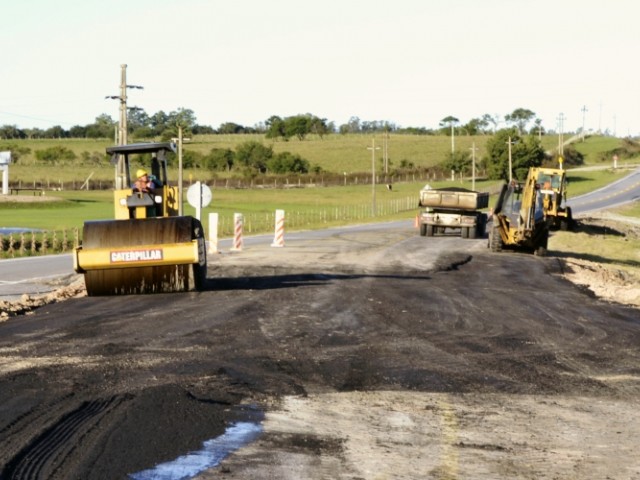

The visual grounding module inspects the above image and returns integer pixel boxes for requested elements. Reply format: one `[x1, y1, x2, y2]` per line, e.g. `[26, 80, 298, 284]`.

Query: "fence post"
[271, 209, 285, 247]
[230, 213, 244, 252]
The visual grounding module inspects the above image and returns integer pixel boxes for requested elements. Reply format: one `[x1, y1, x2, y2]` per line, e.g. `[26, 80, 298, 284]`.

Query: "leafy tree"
[505, 108, 536, 135]
[442, 150, 472, 176]
[265, 116, 286, 140]
[267, 151, 310, 174]
[0, 125, 26, 139]
[530, 118, 545, 136]
[86, 114, 116, 139]
[180, 149, 205, 169]
[69, 125, 88, 138]
[439, 116, 459, 136]
[462, 118, 486, 136]
[159, 108, 197, 140]
[234, 141, 273, 173]
[127, 108, 149, 132]
[481, 114, 500, 133]
[218, 122, 246, 134]
[339, 116, 361, 134]
[484, 128, 545, 181]
[44, 125, 67, 138]
[284, 115, 312, 141]
[205, 148, 234, 171]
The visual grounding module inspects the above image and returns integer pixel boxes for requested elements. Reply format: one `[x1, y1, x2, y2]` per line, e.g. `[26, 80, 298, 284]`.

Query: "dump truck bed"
[419, 187, 489, 210]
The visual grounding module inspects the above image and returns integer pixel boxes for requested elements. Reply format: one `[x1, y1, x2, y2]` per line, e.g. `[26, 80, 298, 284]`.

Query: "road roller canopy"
[108, 142, 177, 191]
[107, 142, 176, 158]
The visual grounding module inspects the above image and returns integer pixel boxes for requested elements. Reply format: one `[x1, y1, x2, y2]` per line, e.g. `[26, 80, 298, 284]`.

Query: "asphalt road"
[0, 223, 639, 479]
[569, 166, 640, 214]
[2, 166, 639, 302]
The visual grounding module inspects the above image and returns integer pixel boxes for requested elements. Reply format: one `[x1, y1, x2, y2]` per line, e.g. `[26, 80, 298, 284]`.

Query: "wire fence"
[214, 195, 417, 236]
[0, 229, 79, 258]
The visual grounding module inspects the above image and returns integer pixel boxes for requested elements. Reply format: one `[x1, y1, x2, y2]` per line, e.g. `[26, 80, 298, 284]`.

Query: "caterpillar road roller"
[488, 167, 550, 256]
[73, 142, 207, 296]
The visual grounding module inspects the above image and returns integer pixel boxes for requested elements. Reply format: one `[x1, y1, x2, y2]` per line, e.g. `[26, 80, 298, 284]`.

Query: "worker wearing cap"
[134, 169, 160, 193]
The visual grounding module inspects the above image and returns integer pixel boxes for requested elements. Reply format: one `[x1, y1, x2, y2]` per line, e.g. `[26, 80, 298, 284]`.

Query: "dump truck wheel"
[461, 227, 469, 239]
[426, 225, 435, 237]
[419, 224, 427, 237]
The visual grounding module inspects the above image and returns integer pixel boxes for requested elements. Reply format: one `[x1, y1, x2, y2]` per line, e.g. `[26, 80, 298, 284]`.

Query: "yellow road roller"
[74, 142, 207, 296]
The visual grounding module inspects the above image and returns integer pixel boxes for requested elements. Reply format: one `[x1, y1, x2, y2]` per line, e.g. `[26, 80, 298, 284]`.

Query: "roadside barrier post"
[230, 213, 244, 252]
[208, 212, 219, 254]
[271, 209, 285, 247]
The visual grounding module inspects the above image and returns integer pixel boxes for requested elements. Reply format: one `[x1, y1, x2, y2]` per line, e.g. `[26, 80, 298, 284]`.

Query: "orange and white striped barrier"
[208, 212, 219, 254]
[230, 213, 244, 252]
[414, 215, 419, 228]
[271, 209, 285, 247]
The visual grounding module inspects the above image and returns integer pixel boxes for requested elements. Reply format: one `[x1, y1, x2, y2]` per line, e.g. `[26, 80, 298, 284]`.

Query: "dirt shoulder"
[550, 214, 640, 308]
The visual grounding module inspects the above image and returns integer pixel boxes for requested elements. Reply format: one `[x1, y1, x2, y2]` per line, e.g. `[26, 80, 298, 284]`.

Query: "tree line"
[0, 107, 559, 141]
[0, 106, 587, 180]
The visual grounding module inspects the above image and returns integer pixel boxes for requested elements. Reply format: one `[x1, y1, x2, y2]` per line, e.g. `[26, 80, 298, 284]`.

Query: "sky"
[2, 0, 639, 136]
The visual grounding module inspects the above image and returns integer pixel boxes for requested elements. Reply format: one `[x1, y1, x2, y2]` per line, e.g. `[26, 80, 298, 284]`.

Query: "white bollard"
[208, 212, 219, 254]
[271, 209, 285, 247]
[230, 213, 244, 252]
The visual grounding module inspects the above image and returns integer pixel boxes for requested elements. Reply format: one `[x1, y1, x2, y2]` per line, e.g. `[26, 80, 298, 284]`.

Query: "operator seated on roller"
[133, 169, 163, 217]
[133, 169, 162, 193]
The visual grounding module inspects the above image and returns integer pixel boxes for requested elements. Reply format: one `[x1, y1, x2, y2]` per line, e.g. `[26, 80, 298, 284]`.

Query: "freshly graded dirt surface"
[0, 223, 639, 479]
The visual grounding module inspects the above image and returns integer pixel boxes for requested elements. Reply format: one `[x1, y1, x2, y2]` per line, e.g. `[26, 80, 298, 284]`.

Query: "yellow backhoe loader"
[488, 167, 550, 256]
[73, 142, 207, 295]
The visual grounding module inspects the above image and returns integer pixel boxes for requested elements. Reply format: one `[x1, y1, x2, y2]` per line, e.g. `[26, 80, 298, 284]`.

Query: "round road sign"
[187, 182, 212, 208]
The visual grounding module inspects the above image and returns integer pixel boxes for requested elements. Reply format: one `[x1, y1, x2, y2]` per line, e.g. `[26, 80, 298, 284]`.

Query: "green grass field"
[4, 133, 631, 186]
[1, 133, 637, 238]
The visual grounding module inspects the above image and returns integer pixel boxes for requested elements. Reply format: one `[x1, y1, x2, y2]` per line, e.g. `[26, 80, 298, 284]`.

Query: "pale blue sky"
[2, 0, 638, 135]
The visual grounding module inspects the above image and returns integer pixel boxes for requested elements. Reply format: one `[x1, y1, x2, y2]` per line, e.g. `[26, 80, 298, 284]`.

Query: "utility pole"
[506, 136, 516, 183]
[557, 113, 565, 156]
[383, 130, 389, 175]
[581, 105, 588, 141]
[178, 126, 184, 216]
[450, 120, 456, 181]
[105, 64, 143, 145]
[367, 138, 380, 216]
[469, 142, 478, 191]
[106, 64, 143, 189]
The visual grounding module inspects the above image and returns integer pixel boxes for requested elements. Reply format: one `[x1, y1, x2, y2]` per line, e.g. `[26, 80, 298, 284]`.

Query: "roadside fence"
[0, 195, 418, 258]
[0, 229, 78, 258]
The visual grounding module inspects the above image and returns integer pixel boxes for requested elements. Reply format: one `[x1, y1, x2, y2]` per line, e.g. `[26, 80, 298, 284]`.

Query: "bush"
[35, 146, 77, 164]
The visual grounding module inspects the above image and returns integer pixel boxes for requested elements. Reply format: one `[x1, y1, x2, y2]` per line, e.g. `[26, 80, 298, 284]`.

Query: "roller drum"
[82, 216, 205, 296]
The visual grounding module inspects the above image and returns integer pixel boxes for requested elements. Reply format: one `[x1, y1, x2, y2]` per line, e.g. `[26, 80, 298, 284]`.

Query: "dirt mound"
[0, 277, 85, 321]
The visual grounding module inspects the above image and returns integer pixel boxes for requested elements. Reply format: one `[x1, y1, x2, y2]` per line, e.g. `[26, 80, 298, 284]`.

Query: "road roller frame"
[74, 142, 207, 296]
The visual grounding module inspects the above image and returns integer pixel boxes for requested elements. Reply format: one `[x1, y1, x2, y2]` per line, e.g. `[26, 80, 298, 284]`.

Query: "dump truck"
[73, 142, 207, 296]
[531, 166, 573, 230]
[488, 167, 549, 255]
[418, 186, 489, 238]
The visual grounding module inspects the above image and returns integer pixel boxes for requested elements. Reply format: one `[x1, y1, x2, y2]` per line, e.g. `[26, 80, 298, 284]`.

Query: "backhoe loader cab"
[531, 167, 573, 230]
[74, 142, 207, 296]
